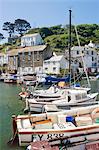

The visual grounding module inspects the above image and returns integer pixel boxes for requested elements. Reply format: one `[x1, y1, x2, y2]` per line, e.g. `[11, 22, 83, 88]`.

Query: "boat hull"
[16, 105, 99, 146]
[17, 125, 99, 146]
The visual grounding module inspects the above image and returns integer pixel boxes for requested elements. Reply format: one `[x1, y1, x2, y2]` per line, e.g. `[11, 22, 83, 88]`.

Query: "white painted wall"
[43, 56, 69, 74]
[21, 33, 43, 47]
[0, 54, 8, 66]
[66, 46, 99, 70]
[0, 56, 3, 66]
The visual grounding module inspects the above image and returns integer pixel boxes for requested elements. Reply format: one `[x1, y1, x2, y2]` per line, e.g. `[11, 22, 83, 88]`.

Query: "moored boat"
[25, 88, 98, 112]
[13, 105, 99, 146]
[4, 74, 17, 83]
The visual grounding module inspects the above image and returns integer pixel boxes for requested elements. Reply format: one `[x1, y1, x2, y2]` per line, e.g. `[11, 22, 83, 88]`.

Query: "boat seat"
[32, 119, 53, 129]
[75, 116, 92, 126]
[44, 105, 59, 112]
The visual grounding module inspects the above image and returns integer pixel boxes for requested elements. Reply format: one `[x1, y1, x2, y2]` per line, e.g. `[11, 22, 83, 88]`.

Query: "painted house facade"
[0, 53, 5, 66]
[18, 44, 52, 75]
[21, 33, 43, 47]
[65, 41, 99, 73]
[43, 55, 69, 75]
[7, 49, 18, 73]
[0, 53, 8, 66]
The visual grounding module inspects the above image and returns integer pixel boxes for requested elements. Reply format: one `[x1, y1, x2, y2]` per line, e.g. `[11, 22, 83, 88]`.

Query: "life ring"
[91, 107, 99, 119]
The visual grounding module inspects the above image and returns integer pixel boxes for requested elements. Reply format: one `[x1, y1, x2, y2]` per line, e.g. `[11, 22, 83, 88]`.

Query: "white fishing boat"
[13, 105, 99, 147]
[19, 82, 91, 101]
[25, 88, 98, 112]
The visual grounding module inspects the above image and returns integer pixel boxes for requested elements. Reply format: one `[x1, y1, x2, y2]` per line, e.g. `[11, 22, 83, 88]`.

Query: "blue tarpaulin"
[45, 75, 70, 83]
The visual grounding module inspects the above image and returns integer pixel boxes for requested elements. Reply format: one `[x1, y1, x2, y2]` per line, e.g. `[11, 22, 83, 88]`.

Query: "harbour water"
[0, 81, 99, 150]
[0, 83, 25, 150]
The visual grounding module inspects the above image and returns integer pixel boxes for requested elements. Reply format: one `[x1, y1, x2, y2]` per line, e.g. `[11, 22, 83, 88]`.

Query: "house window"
[31, 41, 34, 46]
[92, 57, 94, 61]
[44, 62, 47, 64]
[28, 68, 31, 71]
[39, 68, 41, 71]
[68, 96, 71, 102]
[53, 67, 56, 71]
[45, 67, 48, 71]
[87, 51, 89, 55]
[74, 60, 77, 64]
[22, 52, 25, 61]
[13, 56, 16, 65]
[28, 51, 31, 60]
[77, 51, 79, 55]
[91, 51, 94, 55]
[48, 62, 50, 64]
[37, 51, 39, 61]
[53, 61, 56, 65]
[82, 51, 84, 54]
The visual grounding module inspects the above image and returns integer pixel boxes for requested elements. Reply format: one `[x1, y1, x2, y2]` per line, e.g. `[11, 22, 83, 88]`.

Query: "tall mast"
[69, 9, 72, 86]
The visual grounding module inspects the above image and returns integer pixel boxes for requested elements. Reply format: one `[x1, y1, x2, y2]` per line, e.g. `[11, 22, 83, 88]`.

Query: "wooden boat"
[13, 105, 99, 147]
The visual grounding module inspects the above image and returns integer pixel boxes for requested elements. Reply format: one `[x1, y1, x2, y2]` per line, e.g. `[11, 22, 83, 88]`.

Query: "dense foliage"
[3, 22, 15, 37]
[14, 19, 31, 36]
[27, 24, 99, 51]
[0, 24, 99, 52]
[2, 19, 31, 38]
[0, 33, 4, 40]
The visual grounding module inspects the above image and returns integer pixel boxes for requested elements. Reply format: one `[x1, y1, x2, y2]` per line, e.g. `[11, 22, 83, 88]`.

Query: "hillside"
[0, 24, 99, 53]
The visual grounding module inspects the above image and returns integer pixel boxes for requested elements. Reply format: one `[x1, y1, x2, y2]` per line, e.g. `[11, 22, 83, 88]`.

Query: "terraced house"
[0, 52, 8, 73]
[65, 41, 99, 73]
[17, 44, 52, 74]
[7, 49, 18, 74]
[6, 33, 52, 74]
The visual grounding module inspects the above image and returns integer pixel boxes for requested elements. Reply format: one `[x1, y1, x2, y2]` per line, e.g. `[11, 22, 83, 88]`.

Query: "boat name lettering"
[32, 133, 64, 141]
[47, 133, 64, 140]
[38, 134, 43, 141]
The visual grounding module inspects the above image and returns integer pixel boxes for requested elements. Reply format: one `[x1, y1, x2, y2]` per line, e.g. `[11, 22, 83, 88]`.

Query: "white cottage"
[21, 33, 43, 47]
[0, 53, 8, 66]
[65, 41, 99, 73]
[43, 55, 68, 75]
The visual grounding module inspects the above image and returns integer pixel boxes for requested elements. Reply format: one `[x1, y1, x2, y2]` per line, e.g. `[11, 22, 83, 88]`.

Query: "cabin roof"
[67, 89, 87, 94]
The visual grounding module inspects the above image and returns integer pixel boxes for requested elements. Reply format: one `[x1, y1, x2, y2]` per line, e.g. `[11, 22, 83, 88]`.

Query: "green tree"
[50, 25, 64, 35]
[39, 27, 53, 39]
[0, 33, 4, 40]
[3, 22, 15, 37]
[14, 19, 31, 36]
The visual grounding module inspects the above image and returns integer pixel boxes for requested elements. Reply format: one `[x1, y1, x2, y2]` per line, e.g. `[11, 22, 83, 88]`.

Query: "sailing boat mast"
[69, 9, 72, 86]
